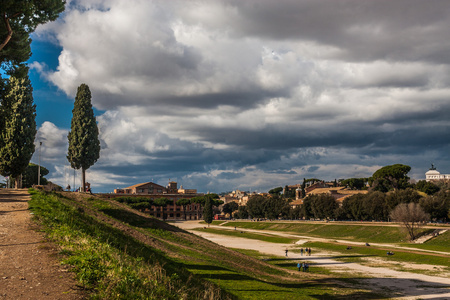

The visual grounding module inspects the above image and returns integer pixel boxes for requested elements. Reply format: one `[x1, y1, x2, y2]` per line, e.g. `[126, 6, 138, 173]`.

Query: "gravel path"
[174, 220, 450, 300]
[0, 189, 84, 299]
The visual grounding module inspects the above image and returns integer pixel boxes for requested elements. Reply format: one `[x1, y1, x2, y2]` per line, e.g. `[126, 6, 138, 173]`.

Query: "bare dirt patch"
[0, 189, 85, 299]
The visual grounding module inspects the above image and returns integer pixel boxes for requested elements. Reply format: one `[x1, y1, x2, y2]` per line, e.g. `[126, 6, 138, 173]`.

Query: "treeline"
[233, 187, 449, 223]
[233, 164, 449, 222]
[307, 188, 449, 222]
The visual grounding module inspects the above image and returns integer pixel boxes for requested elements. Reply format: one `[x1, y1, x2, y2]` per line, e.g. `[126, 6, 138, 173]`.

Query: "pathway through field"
[0, 189, 83, 299]
[174, 221, 450, 300]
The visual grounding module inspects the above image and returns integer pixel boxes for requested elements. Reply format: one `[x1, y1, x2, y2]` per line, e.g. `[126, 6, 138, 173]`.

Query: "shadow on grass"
[198, 273, 254, 280]
[191, 271, 386, 299]
[265, 254, 376, 262]
[184, 264, 229, 271]
[100, 208, 184, 233]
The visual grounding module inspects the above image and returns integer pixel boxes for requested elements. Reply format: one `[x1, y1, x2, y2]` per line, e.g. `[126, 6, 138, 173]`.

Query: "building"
[114, 182, 167, 194]
[425, 164, 450, 182]
[290, 182, 368, 208]
[110, 181, 204, 220]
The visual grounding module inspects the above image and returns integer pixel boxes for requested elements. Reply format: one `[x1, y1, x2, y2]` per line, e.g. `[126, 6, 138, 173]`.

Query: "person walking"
[297, 262, 301, 271]
[285, 249, 288, 257]
[308, 248, 312, 256]
[300, 248, 303, 256]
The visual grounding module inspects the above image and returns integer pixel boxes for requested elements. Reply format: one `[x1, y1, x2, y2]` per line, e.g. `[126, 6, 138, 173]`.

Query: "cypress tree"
[203, 196, 214, 226]
[67, 84, 100, 192]
[0, 76, 36, 188]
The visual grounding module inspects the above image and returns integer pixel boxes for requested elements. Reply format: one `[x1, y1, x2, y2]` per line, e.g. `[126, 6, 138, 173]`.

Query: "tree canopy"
[371, 164, 411, 191]
[0, 0, 65, 74]
[268, 187, 282, 195]
[414, 180, 440, 195]
[222, 201, 239, 215]
[340, 178, 368, 190]
[22, 163, 49, 187]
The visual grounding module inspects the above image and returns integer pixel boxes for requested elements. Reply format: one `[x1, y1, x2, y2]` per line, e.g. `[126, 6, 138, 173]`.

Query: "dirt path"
[0, 189, 84, 299]
[174, 221, 450, 300]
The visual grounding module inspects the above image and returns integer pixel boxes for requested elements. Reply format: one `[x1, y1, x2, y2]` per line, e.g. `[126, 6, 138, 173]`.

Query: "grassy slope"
[28, 190, 380, 299]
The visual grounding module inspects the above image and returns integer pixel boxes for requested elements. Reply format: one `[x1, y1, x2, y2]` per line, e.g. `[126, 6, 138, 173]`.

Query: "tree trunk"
[14, 174, 22, 189]
[82, 168, 86, 192]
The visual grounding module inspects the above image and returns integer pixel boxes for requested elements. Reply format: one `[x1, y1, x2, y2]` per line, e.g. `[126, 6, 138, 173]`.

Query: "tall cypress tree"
[0, 76, 36, 188]
[203, 196, 214, 227]
[67, 84, 100, 192]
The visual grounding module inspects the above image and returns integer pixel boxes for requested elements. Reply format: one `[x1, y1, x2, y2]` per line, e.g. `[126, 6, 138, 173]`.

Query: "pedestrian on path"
[297, 262, 301, 271]
[300, 248, 303, 256]
[285, 249, 288, 256]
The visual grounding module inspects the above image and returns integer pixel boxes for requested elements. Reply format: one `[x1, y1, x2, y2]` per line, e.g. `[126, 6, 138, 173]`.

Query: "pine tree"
[203, 196, 213, 226]
[0, 1, 65, 73]
[67, 84, 100, 192]
[0, 76, 36, 188]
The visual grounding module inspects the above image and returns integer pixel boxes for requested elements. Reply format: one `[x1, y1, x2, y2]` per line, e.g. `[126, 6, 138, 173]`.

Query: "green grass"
[300, 241, 450, 276]
[399, 230, 450, 252]
[194, 227, 298, 244]
[27, 190, 391, 299]
[28, 190, 230, 299]
[223, 221, 430, 243]
[211, 220, 228, 225]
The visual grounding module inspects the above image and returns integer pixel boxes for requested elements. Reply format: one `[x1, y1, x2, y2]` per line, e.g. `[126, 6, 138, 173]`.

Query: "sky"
[13, 0, 450, 193]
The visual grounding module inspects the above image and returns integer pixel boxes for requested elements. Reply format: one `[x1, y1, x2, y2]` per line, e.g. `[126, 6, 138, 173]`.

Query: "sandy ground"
[174, 220, 450, 300]
[0, 189, 84, 300]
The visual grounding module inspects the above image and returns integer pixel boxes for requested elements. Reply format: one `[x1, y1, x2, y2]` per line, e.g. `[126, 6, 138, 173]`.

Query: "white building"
[425, 164, 450, 181]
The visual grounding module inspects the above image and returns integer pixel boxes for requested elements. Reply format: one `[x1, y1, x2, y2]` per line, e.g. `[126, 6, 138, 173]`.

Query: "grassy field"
[28, 190, 382, 299]
[301, 242, 450, 277]
[194, 227, 298, 244]
[203, 221, 450, 278]
[220, 221, 434, 243]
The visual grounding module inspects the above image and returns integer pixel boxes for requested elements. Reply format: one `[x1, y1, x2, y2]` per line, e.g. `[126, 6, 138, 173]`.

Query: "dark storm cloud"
[223, 0, 450, 63]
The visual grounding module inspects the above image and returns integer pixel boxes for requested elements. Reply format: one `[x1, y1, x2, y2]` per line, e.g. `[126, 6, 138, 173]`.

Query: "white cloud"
[30, 0, 450, 192]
